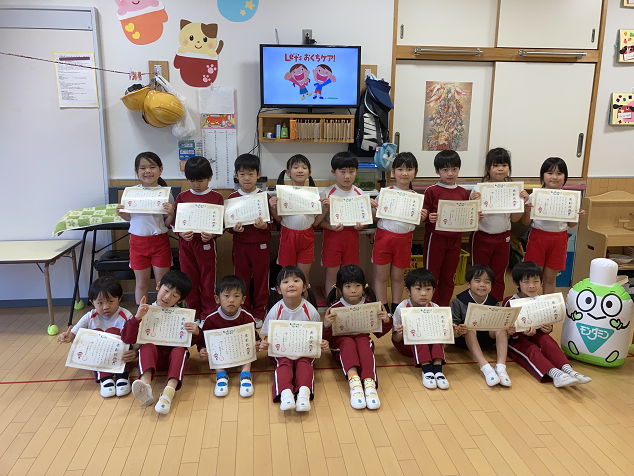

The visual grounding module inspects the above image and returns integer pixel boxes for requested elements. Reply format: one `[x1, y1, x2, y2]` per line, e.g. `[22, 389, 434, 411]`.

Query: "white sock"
[548, 368, 564, 379]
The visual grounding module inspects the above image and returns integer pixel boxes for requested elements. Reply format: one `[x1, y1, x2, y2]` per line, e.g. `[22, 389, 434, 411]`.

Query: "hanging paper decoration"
[217, 0, 259, 22]
[609, 93, 634, 125]
[174, 20, 224, 87]
[115, 0, 168, 45]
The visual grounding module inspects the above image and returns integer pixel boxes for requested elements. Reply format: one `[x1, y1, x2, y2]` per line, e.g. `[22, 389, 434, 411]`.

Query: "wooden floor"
[2, 281, 634, 476]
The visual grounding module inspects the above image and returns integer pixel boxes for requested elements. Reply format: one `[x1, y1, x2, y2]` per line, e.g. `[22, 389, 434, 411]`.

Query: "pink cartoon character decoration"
[612, 93, 634, 125]
[283, 64, 311, 100]
[311, 64, 336, 99]
[115, 0, 168, 45]
[174, 20, 224, 87]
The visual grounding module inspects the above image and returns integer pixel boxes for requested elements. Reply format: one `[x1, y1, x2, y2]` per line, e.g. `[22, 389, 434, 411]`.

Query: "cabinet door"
[497, 0, 602, 49]
[397, 0, 498, 47]
[392, 61, 494, 178]
[488, 62, 595, 178]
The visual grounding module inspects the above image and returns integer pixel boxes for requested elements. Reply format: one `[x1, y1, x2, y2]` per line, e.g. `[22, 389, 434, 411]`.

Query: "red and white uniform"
[524, 193, 569, 271]
[391, 299, 446, 365]
[174, 187, 224, 321]
[503, 294, 569, 382]
[128, 184, 174, 270]
[323, 297, 392, 385]
[228, 189, 271, 321]
[423, 183, 469, 306]
[197, 307, 260, 351]
[320, 185, 364, 267]
[372, 187, 422, 269]
[73, 307, 133, 381]
[277, 201, 318, 266]
[121, 303, 189, 391]
[261, 299, 321, 401]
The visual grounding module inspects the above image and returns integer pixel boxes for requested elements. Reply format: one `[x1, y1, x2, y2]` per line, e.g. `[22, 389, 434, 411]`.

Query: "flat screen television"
[260, 44, 361, 108]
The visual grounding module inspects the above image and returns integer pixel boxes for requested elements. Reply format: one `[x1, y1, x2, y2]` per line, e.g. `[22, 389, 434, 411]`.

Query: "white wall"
[588, 2, 634, 177]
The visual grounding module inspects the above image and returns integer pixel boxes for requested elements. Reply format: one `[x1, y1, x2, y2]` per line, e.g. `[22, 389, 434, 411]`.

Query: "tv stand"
[258, 113, 354, 143]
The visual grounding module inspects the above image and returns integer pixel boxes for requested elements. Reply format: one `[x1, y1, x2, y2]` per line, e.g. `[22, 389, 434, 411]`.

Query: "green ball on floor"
[74, 300, 85, 310]
[47, 324, 59, 336]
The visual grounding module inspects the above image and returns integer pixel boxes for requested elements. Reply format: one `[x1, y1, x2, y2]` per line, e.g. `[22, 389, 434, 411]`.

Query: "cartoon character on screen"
[561, 258, 633, 367]
[283, 64, 311, 100]
[312, 64, 336, 99]
[174, 20, 224, 87]
[115, 0, 168, 45]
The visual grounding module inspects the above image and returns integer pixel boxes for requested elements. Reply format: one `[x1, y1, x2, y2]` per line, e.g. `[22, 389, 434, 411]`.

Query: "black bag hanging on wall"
[349, 76, 393, 157]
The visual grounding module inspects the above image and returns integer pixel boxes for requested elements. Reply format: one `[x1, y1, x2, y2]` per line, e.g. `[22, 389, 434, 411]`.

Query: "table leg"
[44, 262, 56, 331]
[89, 229, 97, 285]
[71, 248, 80, 303]
[68, 230, 88, 327]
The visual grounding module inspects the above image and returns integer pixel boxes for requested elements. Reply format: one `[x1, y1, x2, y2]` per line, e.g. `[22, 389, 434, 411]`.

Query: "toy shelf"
[258, 113, 355, 143]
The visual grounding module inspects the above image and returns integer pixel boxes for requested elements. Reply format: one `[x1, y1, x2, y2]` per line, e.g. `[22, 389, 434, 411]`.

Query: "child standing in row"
[523, 157, 585, 295]
[423, 150, 470, 306]
[323, 265, 391, 410]
[470, 148, 528, 302]
[123, 270, 195, 415]
[504, 261, 591, 387]
[174, 156, 224, 321]
[270, 155, 325, 288]
[258, 266, 326, 412]
[451, 265, 512, 387]
[373, 152, 427, 314]
[392, 268, 450, 390]
[57, 276, 135, 398]
[116, 152, 175, 304]
[319, 152, 369, 293]
[197, 275, 260, 398]
[228, 154, 271, 327]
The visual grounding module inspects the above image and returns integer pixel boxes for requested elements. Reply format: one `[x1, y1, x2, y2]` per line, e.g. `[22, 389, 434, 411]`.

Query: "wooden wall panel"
[586, 177, 634, 196]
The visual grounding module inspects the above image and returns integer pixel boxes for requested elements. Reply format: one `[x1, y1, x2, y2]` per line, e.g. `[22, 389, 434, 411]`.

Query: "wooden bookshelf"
[258, 113, 354, 143]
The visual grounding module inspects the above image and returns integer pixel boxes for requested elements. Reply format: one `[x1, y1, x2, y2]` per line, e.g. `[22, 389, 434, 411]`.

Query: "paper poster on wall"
[202, 129, 236, 189]
[625, 0, 634, 8]
[178, 138, 203, 177]
[610, 93, 634, 125]
[174, 20, 224, 87]
[115, 0, 168, 45]
[618, 30, 634, 62]
[218, 0, 259, 22]
[53, 53, 99, 108]
[199, 86, 235, 114]
[422, 82, 472, 151]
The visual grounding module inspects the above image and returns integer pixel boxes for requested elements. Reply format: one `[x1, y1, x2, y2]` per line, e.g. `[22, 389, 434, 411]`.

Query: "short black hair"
[159, 270, 192, 301]
[539, 157, 568, 186]
[276, 265, 307, 288]
[331, 151, 358, 171]
[483, 148, 512, 181]
[392, 152, 418, 170]
[512, 261, 543, 285]
[465, 264, 495, 285]
[434, 150, 461, 171]
[405, 268, 436, 290]
[235, 153, 260, 174]
[184, 156, 213, 181]
[215, 275, 247, 296]
[88, 276, 123, 302]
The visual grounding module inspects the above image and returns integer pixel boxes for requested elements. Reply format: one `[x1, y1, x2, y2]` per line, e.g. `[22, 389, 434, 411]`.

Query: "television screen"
[260, 44, 361, 108]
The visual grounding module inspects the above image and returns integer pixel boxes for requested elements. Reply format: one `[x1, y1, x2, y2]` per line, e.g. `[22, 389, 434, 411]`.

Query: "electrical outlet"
[302, 29, 312, 44]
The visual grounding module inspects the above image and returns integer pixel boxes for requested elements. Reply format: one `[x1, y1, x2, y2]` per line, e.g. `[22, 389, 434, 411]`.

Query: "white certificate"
[375, 188, 424, 225]
[401, 307, 455, 345]
[137, 306, 196, 347]
[267, 320, 322, 359]
[330, 195, 373, 226]
[65, 328, 126, 373]
[224, 193, 271, 227]
[436, 200, 480, 232]
[276, 185, 322, 215]
[331, 302, 383, 336]
[121, 186, 171, 214]
[465, 304, 521, 331]
[529, 189, 581, 223]
[509, 293, 566, 331]
[203, 323, 257, 369]
[478, 182, 524, 214]
[174, 203, 224, 234]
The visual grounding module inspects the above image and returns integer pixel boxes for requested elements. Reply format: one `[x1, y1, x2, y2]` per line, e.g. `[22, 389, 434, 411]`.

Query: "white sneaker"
[131, 379, 154, 406]
[295, 394, 311, 412]
[481, 364, 500, 387]
[214, 374, 229, 397]
[350, 387, 366, 410]
[553, 374, 579, 388]
[254, 318, 264, 329]
[240, 375, 254, 398]
[280, 390, 295, 411]
[155, 393, 172, 414]
[434, 373, 450, 390]
[422, 372, 437, 389]
[364, 386, 381, 410]
[496, 365, 512, 387]
[115, 377, 131, 397]
[572, 373, 592, 384]
[100, 379, 116, 398]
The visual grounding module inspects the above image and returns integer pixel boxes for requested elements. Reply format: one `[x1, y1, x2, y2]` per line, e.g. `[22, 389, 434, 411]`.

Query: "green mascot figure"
[562, 258, 633, 366]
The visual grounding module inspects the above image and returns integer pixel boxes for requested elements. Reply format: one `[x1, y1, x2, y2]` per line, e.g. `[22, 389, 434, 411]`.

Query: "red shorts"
[322, 227, 360, 267]
[129, 233, 172, 270]
[372, 228, 413, 269]
[278, 226, 314, 266]
[524, 228, 568, 271]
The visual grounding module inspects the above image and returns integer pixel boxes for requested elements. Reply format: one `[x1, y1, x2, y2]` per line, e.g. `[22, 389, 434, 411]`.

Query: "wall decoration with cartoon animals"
[174, 20, 224, 87]
[115, 0, 168, 45]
